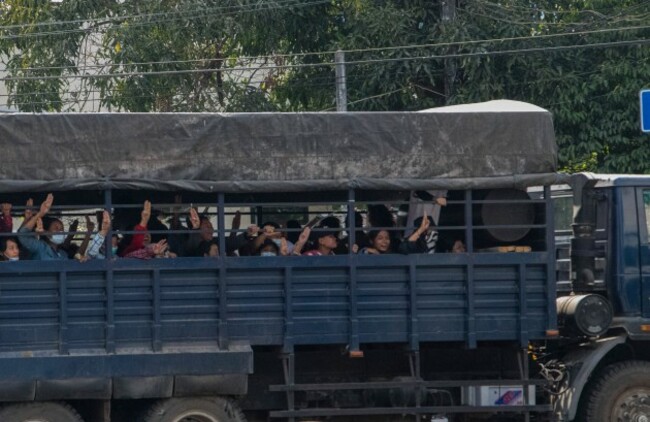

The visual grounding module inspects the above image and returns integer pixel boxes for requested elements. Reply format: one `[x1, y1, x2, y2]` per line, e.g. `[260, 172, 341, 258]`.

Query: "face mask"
[260, 251, 277, 257]
[7, 257, 19, 261]
[272, 239, 282, 247]
[50, 234, 66, 245]
[111, 246, 118, 254]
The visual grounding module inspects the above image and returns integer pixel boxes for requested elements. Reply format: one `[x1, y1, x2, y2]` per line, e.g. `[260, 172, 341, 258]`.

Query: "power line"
[3, 36, 649, 83]
[6, 22, 650, 75]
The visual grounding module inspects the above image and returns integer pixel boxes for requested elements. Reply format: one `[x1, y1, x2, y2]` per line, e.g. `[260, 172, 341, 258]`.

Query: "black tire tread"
[144, 397, 247, 422]
[581, 360, 650, 422]
[0, 401, 83, 422]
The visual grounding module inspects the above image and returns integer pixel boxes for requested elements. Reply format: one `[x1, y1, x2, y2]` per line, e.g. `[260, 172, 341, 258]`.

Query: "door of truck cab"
[637, 187, 650, 317]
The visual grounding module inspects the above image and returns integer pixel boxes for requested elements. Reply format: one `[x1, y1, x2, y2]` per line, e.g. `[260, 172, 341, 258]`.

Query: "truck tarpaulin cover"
[0, 100, 564, 193]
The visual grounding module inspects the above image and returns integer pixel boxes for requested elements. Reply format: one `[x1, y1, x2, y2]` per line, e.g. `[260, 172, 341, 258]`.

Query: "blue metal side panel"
[291, 265, 350, 345]
[357, 265, 409, 343]
[0, 271, 59, 352]
[66, 271, 107, 349]
[113, 270, 154, 348]
[0, 253, 553, 358]
[226, 267, 284, 344]
[416, 264, 467, 342]
[160, 269, 219, 344]
[474, 265, 520, 341]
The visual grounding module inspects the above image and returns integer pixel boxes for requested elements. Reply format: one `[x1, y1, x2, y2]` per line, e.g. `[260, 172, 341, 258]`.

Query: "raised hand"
[153, 239, 168, 256]
[100, 210, 111, 235]
[189, 207, 200, 229]
[231, 210, 241, 231]
[39, 193, 54, 217]
[85, 215, 96, 233]
[298, 227, 311, 244]
[140, 200, 152, 226]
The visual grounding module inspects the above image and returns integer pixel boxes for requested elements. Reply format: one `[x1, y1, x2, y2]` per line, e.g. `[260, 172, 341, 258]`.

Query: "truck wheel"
[144, 397, 247, 422]
[581, 360, 650, 422]
[0, 402, 83, 422]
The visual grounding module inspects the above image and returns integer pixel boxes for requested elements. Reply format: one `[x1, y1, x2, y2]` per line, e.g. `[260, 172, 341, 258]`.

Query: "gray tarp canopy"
[0, 100, 566, 193]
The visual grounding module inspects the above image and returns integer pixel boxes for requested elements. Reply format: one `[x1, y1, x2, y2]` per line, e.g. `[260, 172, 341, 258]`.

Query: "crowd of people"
[0, 194, 466, 262]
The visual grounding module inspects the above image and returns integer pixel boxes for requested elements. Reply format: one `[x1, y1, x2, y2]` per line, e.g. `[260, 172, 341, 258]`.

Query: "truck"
[0, 100, 645, 421]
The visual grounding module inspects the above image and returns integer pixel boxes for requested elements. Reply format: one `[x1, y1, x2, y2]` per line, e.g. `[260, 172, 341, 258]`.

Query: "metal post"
[441, 0, 457, 102]
[335, 50, 347, 112]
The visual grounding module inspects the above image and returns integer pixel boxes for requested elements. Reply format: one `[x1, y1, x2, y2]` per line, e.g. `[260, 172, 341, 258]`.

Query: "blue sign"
[642, 89, 650, 133]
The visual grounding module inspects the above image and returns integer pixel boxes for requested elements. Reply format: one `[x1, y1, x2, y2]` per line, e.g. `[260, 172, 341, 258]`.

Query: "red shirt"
[0, 214, 12, 233]
[120, 224, 147, 256]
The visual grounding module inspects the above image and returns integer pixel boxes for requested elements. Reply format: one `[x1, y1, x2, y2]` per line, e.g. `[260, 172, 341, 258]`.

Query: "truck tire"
[0, 402, 83, 422]
[144, 397, 247, 422]
[581, 360, 650, 422]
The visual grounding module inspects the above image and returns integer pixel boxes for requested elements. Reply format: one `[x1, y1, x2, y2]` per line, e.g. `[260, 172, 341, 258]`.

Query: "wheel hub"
[613, 388, 650, 422]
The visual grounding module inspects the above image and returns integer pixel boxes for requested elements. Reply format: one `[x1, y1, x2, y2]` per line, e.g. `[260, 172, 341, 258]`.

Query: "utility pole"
[441, 0, 457, 104]
[335, 50, 348, 112]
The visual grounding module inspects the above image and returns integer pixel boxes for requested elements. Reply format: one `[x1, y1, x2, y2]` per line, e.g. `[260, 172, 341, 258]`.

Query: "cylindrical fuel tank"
[557, 294, 613, 337]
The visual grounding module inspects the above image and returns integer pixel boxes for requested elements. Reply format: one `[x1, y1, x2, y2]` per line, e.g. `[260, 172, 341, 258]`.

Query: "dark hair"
[0, 236, 18, 253]
[261, 221, 279, 229]
[413, 216, 434, 228]
[368, 229, 390, 242]
[259, 238, 280, 255]
[199, 240, 219, 256]
[318, 216, 341, 229]
[286, 220, 301, 244]
[43, 217, 63, 232]
[368, 205, 394, 228]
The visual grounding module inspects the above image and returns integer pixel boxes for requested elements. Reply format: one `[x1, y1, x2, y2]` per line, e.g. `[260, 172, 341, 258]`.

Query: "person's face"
[452, 240, 466, 253]
[319, 234, 337, 250]
[207, 244, 219, 257]
[3, 239, 19, 260]
[49, 220, 64, 233]
[111, 236, 119, 248]
[372, 230, 391, 253]
[200, 219, 214, 241]
[143, 233, 152, 245]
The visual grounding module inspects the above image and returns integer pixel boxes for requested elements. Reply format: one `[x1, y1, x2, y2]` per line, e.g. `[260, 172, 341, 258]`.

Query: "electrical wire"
[6, 22, 650, 74]
[3, 36, 649, 83]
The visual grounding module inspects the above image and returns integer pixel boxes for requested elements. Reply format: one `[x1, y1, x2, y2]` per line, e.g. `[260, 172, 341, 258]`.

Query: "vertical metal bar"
[218, 193, 227, 258]
[255, 206, 264, 226]
[521, 347, 531, 422]
[283, 267, 294, 353]
[152, 269, 162, 352]
[519, 263, 529, 347]
[544, 185, 558, 332]
[465, 190, 476, 348]
[347, 189, 359, 351]
[104, 189, 113, 259]
[282, 353, 296, 422]
[104, 188, 116, 353]
[59, 271, 68, 355]
[335, 50, 347, 112]
[349, 260, 359, 352]
[105, 269, 115, 353]
[218, 193, 229, 349]
[409, 262, 419, 350]
[347, 189, 356, 254]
